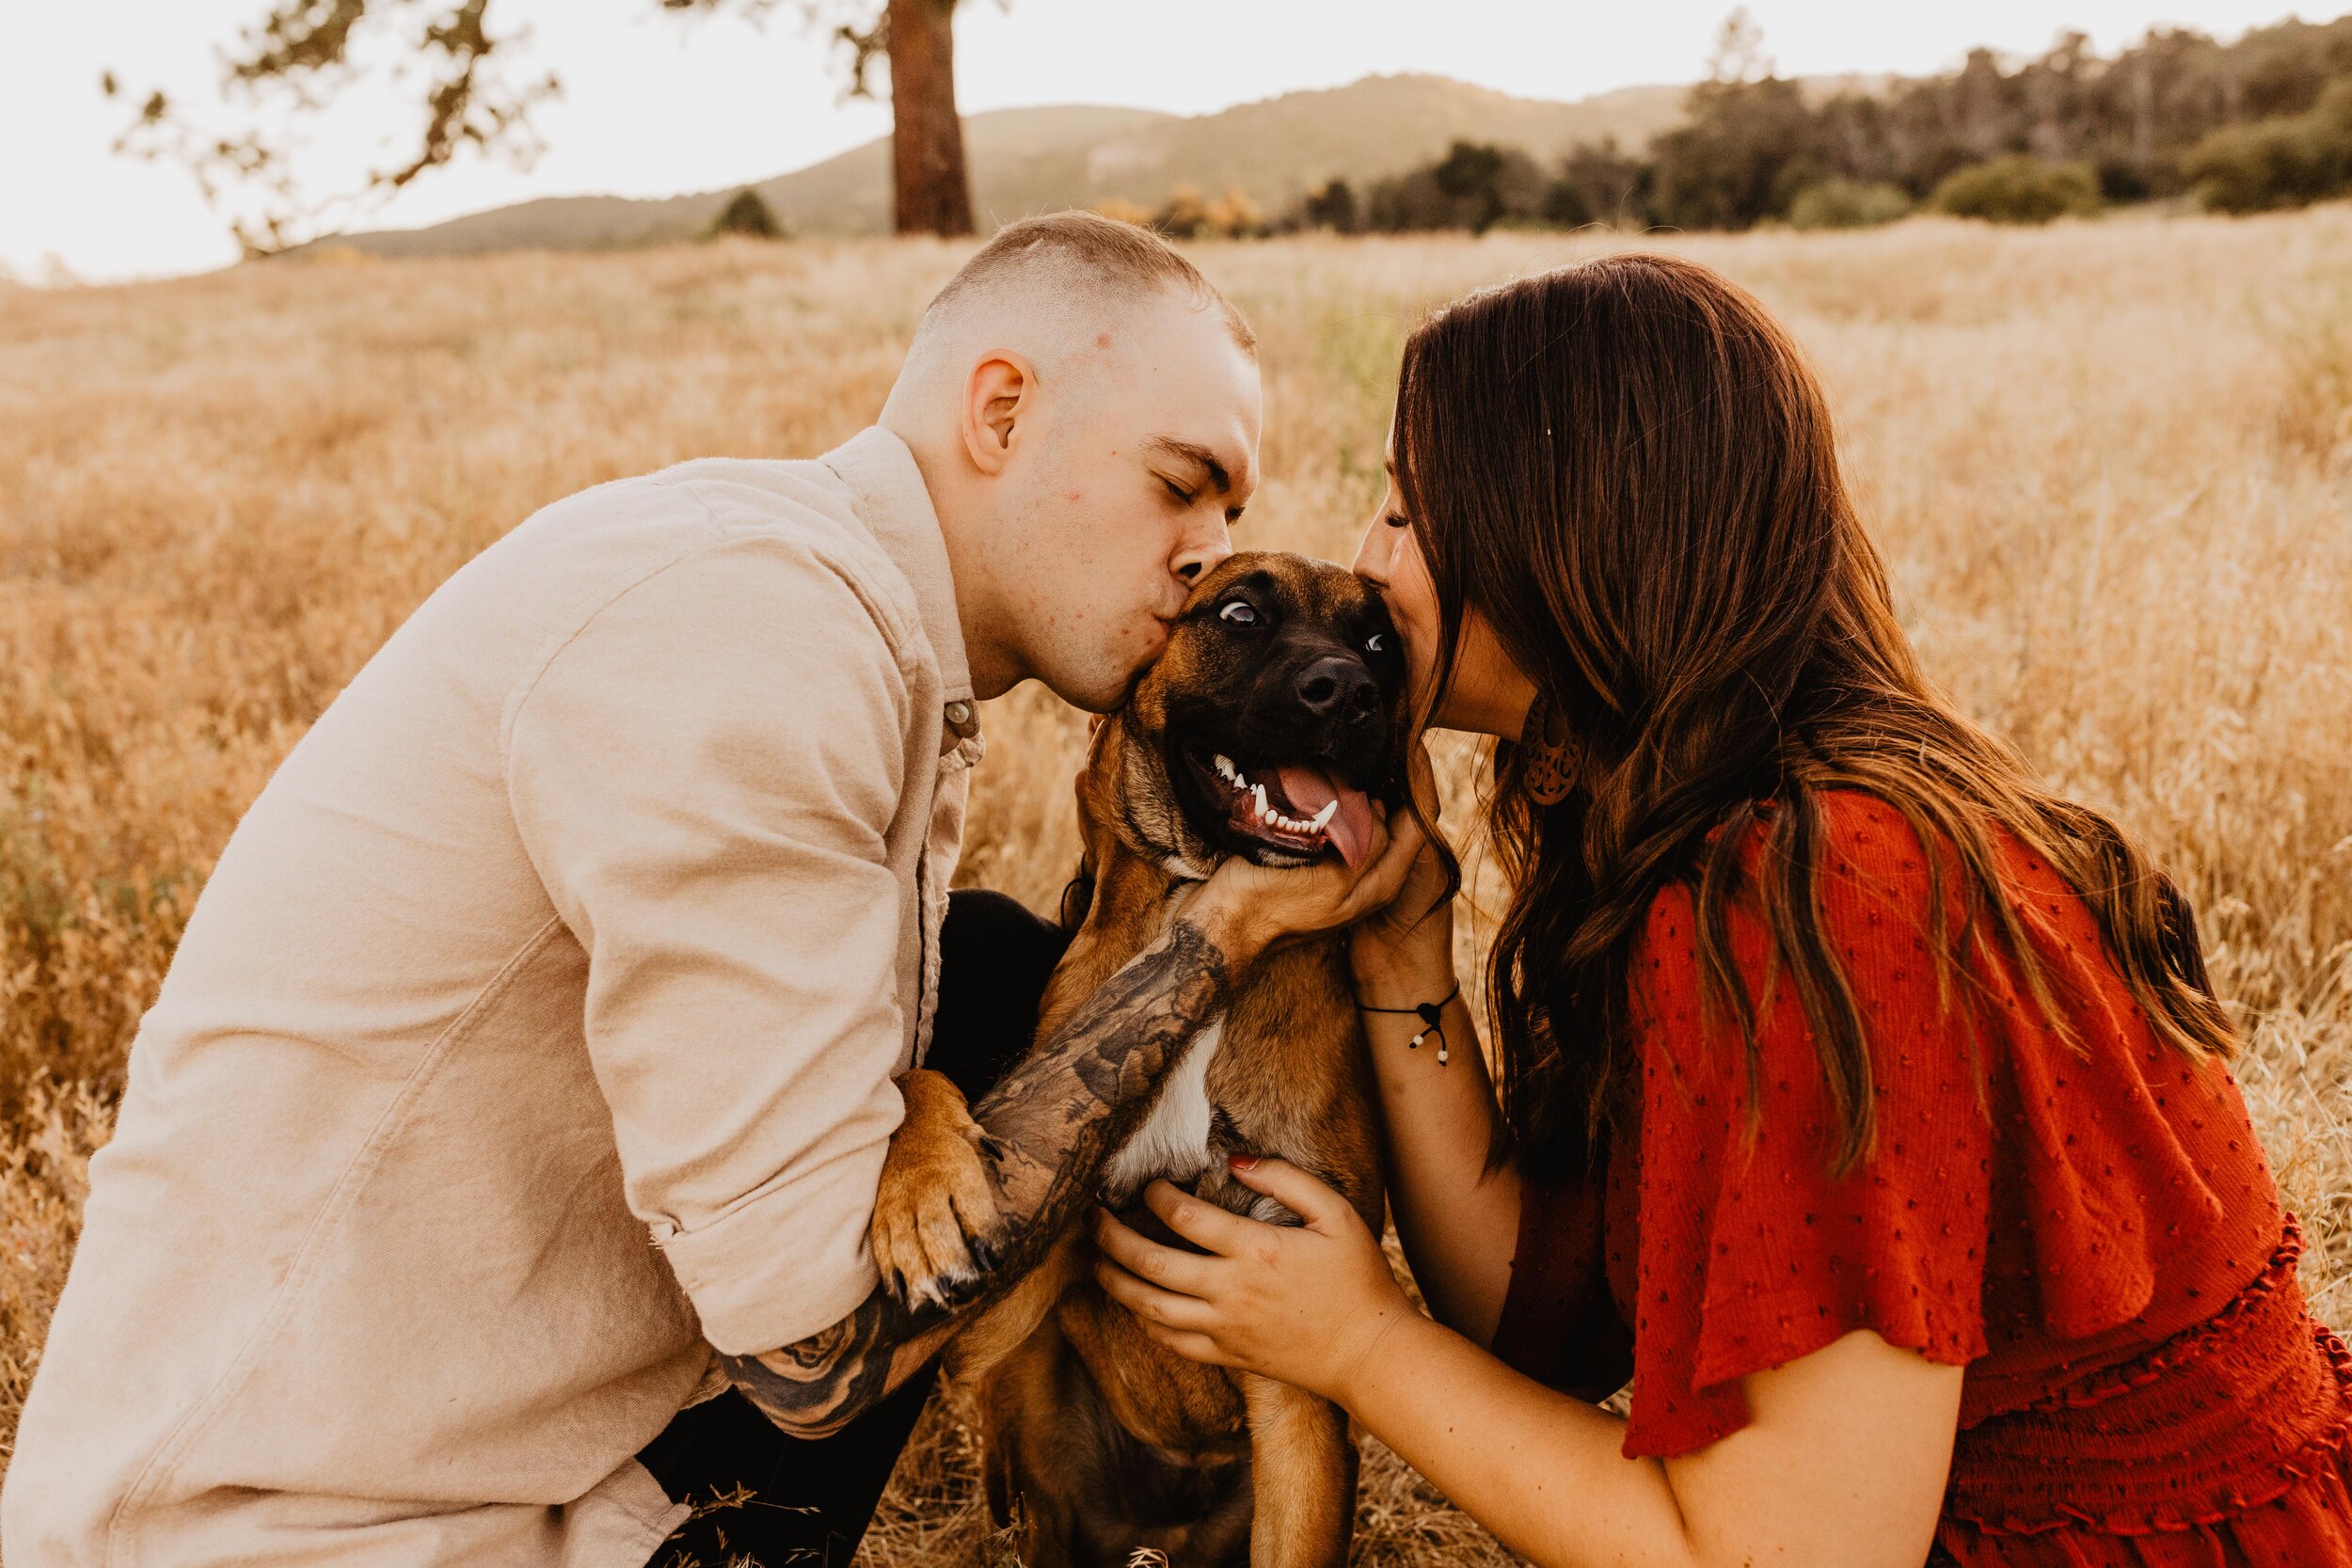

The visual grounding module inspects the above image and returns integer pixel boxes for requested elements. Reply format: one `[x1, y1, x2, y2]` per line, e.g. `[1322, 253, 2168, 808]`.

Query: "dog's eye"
[1218, 600, 1260, 626]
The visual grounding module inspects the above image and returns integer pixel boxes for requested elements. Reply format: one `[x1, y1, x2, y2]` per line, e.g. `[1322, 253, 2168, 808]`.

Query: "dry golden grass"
[2, 211, 2348, 1564]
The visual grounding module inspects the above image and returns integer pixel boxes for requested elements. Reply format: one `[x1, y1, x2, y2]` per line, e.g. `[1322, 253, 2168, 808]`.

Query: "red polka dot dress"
[1492, 793, 2352, 1565]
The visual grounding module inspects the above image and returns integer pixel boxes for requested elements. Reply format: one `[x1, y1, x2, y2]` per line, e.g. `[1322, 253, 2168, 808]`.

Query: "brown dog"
[866, 551, 1407, 1568]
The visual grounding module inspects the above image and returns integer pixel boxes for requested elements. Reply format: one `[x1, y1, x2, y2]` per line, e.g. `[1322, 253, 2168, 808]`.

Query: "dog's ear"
[1058, 844, 1097, 932]
[1061, 715, 1124, 927]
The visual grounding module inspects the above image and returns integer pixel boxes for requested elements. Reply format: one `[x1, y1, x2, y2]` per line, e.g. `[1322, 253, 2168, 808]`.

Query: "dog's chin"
[1163, 739, 1382, 871]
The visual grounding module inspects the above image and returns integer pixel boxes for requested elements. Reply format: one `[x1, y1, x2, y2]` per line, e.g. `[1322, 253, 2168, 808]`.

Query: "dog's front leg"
[868, 1068, 1008, 1309]
[1240, 1373, 1357, 1568]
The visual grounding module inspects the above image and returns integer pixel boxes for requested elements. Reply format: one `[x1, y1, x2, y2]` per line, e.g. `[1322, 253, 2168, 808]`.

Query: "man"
[4, 213, 1413, 1568]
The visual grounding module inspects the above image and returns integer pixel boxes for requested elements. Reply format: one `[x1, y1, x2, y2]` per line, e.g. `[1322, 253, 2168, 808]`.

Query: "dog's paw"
[870, 1069, 1009, 1312]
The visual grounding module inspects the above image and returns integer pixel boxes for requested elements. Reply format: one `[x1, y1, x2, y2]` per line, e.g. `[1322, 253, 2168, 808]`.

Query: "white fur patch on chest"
[1103, 1021, 1222, 1199]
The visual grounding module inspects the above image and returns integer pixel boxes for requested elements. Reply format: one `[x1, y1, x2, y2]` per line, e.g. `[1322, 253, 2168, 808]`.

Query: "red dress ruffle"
[1938, 1219, 2352, 1565]
[1490, 792, 2352, 1566]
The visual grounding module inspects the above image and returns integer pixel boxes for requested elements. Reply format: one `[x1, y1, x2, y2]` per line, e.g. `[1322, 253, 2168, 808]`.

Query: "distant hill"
[323, 73, 1708, 259]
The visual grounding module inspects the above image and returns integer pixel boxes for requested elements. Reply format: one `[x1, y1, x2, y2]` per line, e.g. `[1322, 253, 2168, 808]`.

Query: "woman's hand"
[1349, 741, 1455, 997]
[1091, 1156, 1417, 1406]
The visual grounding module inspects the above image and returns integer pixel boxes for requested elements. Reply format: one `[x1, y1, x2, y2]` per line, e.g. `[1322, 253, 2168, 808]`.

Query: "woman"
[1093, 254, 2352, 1566]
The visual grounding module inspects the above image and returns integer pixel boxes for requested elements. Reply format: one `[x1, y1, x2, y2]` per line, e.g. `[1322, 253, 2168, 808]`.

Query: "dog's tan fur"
[871, 553, 1394, 1568]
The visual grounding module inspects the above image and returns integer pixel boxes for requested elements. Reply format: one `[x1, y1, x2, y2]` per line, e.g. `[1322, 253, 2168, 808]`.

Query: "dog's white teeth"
[1308, 800, 1339, 832]
[1215, 753, 1239, 784]
[1251, 783, 1269, 816]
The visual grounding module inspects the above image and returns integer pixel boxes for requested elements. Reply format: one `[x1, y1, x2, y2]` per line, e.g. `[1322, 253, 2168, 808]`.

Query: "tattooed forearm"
[717, 1291, 937, 1439]
[723, 916, 1234, 1437]
[966, 917, 1232, 1251]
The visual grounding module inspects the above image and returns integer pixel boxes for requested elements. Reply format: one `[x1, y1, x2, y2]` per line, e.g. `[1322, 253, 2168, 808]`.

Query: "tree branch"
[108, 0, 559, 256]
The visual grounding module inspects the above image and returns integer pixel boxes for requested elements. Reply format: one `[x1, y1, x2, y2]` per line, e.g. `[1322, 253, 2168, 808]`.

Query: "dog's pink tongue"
[1275, 766, 1375, 869]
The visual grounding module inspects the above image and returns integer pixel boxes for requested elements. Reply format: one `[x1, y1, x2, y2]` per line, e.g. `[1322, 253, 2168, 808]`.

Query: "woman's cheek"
[1402, 607, 1443, 720]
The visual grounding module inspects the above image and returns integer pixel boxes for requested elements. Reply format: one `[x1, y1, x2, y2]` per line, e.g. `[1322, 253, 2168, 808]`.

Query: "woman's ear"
[961, 352, 1034, 476]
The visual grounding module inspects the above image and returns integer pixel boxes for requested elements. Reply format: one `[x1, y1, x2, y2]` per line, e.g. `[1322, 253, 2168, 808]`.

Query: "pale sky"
[0, 0, 2317, 283]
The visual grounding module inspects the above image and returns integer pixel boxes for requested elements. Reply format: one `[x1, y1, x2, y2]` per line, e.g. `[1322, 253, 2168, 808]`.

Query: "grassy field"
[2, 211, 2348, 1562]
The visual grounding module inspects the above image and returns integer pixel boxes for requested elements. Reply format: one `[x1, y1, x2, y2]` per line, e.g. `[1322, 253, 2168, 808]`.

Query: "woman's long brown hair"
[1394, 253, 2233, 1180]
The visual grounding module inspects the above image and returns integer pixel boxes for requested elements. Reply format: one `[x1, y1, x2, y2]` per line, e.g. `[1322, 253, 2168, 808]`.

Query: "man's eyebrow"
[1145, 436, 1232, 496]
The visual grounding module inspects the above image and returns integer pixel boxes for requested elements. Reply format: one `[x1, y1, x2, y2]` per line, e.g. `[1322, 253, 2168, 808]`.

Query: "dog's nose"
[1295, 656, 1380, 721]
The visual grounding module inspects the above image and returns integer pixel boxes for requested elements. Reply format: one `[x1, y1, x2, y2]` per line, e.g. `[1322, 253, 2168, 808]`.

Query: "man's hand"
[719, 912, 1238, 1437]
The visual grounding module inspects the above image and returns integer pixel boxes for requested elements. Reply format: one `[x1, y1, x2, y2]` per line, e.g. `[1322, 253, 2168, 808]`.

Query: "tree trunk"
[886, 0, 974, 236]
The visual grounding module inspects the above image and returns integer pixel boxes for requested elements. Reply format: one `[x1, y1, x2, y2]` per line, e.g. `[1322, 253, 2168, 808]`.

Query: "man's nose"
[1295, 655, 1381, 721]
[1172, 518, 1234, 586]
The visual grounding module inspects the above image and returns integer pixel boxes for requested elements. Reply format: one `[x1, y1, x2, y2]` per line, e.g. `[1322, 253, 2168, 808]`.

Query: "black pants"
[637, 889, 1072, 1568]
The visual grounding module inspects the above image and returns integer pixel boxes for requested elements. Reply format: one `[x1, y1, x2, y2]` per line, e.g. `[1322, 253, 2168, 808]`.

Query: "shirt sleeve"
[1620, 798, 1994, 1458]
[505, 533, 916, 1356]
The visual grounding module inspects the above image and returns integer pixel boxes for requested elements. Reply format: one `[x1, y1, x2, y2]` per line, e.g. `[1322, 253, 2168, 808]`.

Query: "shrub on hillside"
[1787, 177, 1913, 230]
[706, 188, 785, 240]
[1091, 198, 1154, 229]
[1931, 156, 2102, 225]
[1366, 141, 1547, 233]
[1364, 168, 1448, 231]
[1151, 185, 1266, 240]
[2184, 80, 2352, 214]
[1204, 188, 1266, 239]
[1296, 179, 1361, 234]
[1545, 139, 1652, 229]
[1152, 186, 1213, 238]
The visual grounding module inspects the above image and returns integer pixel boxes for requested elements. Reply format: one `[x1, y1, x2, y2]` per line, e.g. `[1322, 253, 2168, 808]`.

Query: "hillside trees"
[1821, 17, 2352, 202]
[1630, 12, 2352, 229]
[108, 0, 990, 252]
[1647, 76, 1822, 229]
[1278, 9, 2352, 238]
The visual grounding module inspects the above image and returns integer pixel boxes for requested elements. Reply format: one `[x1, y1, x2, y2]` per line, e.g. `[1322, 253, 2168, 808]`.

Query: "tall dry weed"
[0, 212, 2346, 1556]
[0, 1083, 110, 1464]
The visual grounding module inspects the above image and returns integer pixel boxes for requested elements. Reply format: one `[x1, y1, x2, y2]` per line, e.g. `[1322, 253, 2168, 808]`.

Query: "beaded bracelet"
[1358, 980, 1462, 1065]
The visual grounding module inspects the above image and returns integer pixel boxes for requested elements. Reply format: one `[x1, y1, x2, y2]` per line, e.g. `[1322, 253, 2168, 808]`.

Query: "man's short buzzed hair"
[923, 211, 1258, 355]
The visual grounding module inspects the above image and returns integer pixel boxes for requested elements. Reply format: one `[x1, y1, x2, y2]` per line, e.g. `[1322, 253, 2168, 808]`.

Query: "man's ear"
[961, 352, 1033, 477]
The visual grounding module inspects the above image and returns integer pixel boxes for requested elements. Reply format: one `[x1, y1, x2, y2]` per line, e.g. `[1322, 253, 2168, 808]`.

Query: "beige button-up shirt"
[4, 428, 981, 1567]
